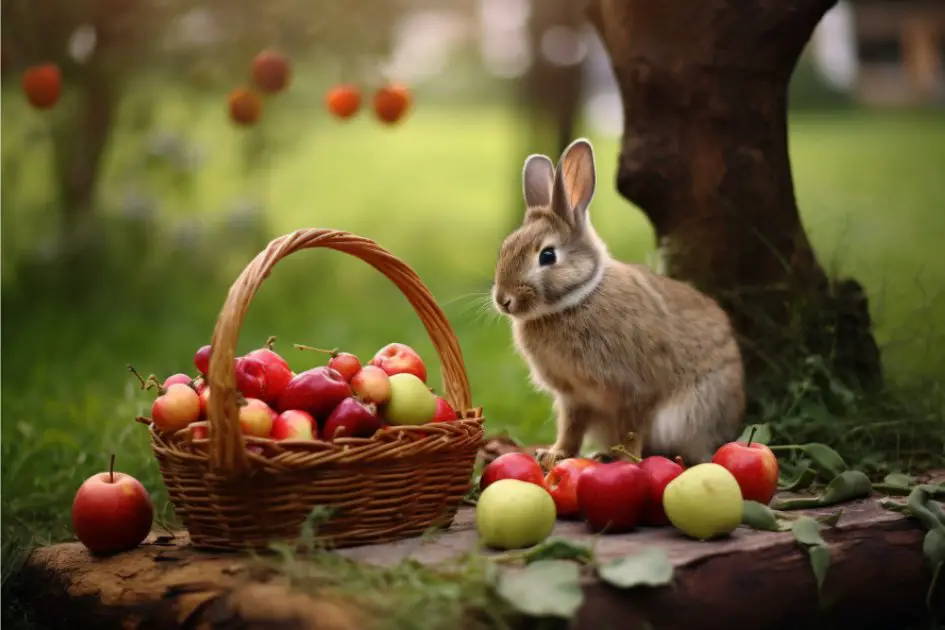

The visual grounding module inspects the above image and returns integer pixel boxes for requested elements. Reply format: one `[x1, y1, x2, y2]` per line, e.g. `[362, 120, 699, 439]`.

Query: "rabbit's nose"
[494, 291, 515, 313]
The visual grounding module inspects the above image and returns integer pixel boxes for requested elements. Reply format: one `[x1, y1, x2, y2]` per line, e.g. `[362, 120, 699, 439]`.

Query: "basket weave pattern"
[147, 229, 485, 551]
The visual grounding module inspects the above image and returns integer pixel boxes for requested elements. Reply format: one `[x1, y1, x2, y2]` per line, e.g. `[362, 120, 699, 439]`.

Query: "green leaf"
[808, 545, 831, 594]
[883, 472, 917, 489]
[814, 509, 844, 528]
[791, 516, 827, 548]
[820, 470, 873, 505]
[522, 538, 593, 565]
[496, 560, 584, 619]
[802, 443, 848, 480]
[742, 500, 782, 532]
[597, 548, 674, 589]
[778, 464, 817, 493]
[879, 499, 909, 513]
[922, 530, 945, 568]
[737, 423, 771, 445]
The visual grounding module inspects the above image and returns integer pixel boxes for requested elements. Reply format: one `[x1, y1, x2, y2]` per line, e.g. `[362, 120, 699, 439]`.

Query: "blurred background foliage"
[2, 0, 944, 611]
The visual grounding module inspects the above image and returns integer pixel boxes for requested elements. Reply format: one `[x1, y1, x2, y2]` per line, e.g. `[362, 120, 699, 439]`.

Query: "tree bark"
[585, 0, 882, 392]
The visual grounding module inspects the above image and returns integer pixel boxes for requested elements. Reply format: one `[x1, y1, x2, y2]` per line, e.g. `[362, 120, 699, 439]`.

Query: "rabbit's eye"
[538, 247, 557, 266]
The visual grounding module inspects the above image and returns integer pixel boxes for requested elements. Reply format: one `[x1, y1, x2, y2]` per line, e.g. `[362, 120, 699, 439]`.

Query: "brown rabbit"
[492, 138, 745, 467]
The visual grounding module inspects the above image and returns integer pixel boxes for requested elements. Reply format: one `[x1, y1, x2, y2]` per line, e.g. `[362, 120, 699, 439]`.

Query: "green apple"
[662, 462, 743, 540]
[383, 373, 437, 425]
[476, 478, 556, 550]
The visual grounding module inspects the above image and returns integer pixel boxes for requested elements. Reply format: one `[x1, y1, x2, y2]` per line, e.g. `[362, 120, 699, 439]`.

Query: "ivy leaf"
[808, 545, 831, 594]
[791, 516, 827, 548]
[522, 538, 593, 565]
[597, 548, 674, 589]
[820, 470, 873, 505]
[802, 443, 848, 480]
[496, 560, 584, 619]
[922, 530, 945, 569]
[883, 472, 917, 489]
[737, 423, 771, 445]
[742, 500, 783, 532]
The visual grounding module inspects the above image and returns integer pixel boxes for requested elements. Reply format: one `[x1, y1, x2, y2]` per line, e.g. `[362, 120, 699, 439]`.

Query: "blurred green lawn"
[2, 98, 945, 573]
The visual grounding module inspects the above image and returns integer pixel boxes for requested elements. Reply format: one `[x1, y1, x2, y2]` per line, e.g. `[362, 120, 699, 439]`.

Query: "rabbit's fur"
[492, 139, 745, 466]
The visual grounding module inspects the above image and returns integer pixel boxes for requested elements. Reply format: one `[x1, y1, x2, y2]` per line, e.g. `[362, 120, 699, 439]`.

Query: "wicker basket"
[143, 228, 485, 551]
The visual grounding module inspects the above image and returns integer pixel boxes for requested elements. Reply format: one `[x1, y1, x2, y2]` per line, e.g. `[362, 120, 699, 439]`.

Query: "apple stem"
[127, 365, 149, 390]
[746, 426, 757, 447]
[294, 343, 338, 358]
[235, 391, 248, 407]
[609, 444, 641, 463]
[109, 453, 115, 483]
[265, 336, 277, 350]
[147, 375, 167, 396]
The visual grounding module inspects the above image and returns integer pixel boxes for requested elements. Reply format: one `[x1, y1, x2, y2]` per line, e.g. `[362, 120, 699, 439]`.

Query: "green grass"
[2, 96, 945, 625]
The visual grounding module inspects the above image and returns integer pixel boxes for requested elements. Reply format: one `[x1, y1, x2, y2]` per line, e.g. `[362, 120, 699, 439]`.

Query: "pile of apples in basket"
[132, 338, 459, 443]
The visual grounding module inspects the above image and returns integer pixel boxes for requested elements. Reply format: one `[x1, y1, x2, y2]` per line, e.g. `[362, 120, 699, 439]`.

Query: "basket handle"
[205, 228, 473, 474]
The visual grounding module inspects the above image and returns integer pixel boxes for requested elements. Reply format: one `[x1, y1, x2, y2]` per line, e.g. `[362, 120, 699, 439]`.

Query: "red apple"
[271, 409, 316, 440]
[638, 455, 685, 526]
[577, 461, 651, 533]
[235, 355, 269, 400]
[244, 346, 293, 401]
[197, 385, 211, 418]
[191, 423, 208, 440]
[370, 342, 427, 382]
[350, 365, 392, 405]
[711, 433, 779, 504]
[322, 397, 383, 440]
[480, 452, 546, 492]
[238, 398, 277, 437]
[151, 383, 201, 432]
[432, 396, 457, 422]
[544, 458, 599, 518]
[329, 352, 362, 382]
[194, 344, 212, 375]
[163, 373, 192, 388]
[276, 366, 352, 419]
[71, 455, 154, 555]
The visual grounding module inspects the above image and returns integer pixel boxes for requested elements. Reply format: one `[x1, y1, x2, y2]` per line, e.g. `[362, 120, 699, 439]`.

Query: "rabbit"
[491, 138, 746, 468]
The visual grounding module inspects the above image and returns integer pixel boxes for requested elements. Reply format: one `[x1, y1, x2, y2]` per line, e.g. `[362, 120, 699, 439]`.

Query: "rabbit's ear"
[522, 154, 555, 209]
[552, 138, 596, 230]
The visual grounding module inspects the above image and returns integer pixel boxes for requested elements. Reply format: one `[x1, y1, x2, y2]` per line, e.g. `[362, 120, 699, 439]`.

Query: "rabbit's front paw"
[535, 447, 568, 470]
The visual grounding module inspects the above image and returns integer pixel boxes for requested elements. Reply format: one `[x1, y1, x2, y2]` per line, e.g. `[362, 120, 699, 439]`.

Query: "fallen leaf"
[741, 501, 782, 532]
[883, 472, 917, 489]
[820, 470, 873, 505]
[791, 516, 827, 548]
[496, 560, 584, 619]
[597, 548, 674, 589]
[523, 538, 593, 565]
[808, 543, 831, 594]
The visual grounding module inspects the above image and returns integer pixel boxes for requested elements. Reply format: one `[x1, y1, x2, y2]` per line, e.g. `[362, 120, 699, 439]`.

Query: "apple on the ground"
[383, 373, 436, 425]
[577, 461, 651, 533]
[544, 457, 598, 518]
[370, 343, 427, 382]
[270, 409, 316, 440]
[239, 398, 277, 437]
[476, 478, 556, 550]
[480, 452, 546, 492]
[711, 430, 779, 505]
[71, 455, 154, 555]
[663, 462, 743, 540]
[638, 455, 685, 526]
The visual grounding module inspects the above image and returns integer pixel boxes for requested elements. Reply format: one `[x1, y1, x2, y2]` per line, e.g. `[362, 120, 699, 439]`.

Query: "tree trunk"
[585, 0, 882, 392]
